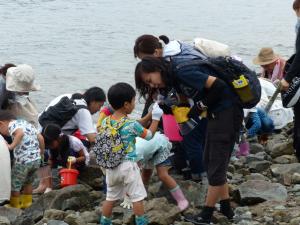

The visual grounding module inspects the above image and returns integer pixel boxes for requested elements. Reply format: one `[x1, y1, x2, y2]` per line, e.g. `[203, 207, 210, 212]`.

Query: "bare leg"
[141, 169, 152, 186]
[22, 184, 33, 195]
[101, 200, 115, 218]
[132, 200, 145, 216]
[205, 184, 228, 207]
[156, 166, 177, 189]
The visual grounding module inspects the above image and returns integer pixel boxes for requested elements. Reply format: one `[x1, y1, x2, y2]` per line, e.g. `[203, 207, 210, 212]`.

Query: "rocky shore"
[1, 124, 300, 225]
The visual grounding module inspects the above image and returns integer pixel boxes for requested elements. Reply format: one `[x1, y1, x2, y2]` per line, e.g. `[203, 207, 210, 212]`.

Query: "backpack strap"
[105, 116, 128, 131]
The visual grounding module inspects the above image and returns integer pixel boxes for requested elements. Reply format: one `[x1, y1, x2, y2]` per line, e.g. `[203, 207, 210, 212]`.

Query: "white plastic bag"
[194, 38, 231, 58]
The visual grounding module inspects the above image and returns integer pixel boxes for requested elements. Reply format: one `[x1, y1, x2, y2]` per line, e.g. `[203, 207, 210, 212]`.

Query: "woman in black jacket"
[281, 0, 300, 160]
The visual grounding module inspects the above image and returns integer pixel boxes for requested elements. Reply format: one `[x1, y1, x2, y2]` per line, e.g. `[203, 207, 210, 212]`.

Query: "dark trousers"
[181, 118, 207, 175]
[294, 102, 300, 160]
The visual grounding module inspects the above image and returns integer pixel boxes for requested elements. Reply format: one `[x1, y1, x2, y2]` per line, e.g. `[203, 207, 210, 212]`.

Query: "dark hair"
[83, 87, 106, 105]
[133, 35, 170, 58]
[294, 0, 300, 10]
[71, 93, 84, 100]
[42, 123, 61, 147]
[0, 110, 16, 121]
[108, 82, 136, 110]
[134, 57, 171, 99]
[0, 64, 16, 77]
[42, 124, 70, 156]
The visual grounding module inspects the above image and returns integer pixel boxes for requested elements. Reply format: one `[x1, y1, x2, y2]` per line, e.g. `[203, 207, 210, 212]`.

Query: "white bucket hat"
[6, 64, 40, 92]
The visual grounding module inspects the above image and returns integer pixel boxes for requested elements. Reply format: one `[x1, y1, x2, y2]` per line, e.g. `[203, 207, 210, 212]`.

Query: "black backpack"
[174, 56, 261, 109]
[39, 96, 87, 128]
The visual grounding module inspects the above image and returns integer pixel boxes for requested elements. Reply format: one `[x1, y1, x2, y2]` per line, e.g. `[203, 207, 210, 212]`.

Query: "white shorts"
[105, 161, 147, 202]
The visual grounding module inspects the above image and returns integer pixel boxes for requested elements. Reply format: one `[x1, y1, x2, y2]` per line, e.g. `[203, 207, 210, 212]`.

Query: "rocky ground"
[1, 124, 300, 225]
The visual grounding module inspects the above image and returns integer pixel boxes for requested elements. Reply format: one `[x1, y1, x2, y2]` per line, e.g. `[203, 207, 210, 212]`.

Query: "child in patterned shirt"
[99, 83, 163, 225]
[0, 110, 44, 209]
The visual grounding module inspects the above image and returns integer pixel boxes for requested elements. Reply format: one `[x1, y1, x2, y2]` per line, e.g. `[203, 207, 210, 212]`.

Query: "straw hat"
[6, 64, 40, 92]
[253, 47, 280, 65]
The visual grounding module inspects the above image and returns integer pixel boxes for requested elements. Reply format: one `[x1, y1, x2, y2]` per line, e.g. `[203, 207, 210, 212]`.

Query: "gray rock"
[292, 173, 300, 184]
[0, 207, 22, 224]
[145, 197, 181, 225]
[149, 180, 207, 208]
[290, 217, 300, 225]
[80, 211, 98, 223]
[268, 141, 294, 158]
[245, 173, 270, 181]
[64, 214, 85, 225]
[273, 155, 298, 164]
[78, 165, 103, 190]
[249, 143, 264, 154]
[0, 216, 10, 225]
[44, 209, 67, 220]
[236, 180, 287, 205]
[248, 160, 271, 172]
[47, 220, 69, 225]
[15, 185, 93, 224]
[271, 163, 300, 177]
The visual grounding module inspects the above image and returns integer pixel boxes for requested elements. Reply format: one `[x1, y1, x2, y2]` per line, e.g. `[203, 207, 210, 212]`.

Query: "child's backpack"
[39, 96, 87, 128]
[174, 56, 261, 109]
[92, 116, 128, 169]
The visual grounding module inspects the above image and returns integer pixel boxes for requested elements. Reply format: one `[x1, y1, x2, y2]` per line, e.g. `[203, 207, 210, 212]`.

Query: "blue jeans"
[181, 118, 207, 175]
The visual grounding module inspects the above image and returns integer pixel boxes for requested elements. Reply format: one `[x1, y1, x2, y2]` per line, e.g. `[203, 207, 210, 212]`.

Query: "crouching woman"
[135, 57, 243, 224]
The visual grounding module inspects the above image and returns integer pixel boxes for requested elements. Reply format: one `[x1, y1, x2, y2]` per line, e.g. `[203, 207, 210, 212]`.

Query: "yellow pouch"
[172, 106, 190, 123]
[232, 75, 254, 103]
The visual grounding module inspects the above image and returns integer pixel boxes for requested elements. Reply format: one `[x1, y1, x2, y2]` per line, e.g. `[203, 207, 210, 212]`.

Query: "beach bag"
[194, 38, 231, 58]
[92, 116, 128, 169]
[39, 96, 87, 128]
[282, 76, 300, 108]
[175, 56, 261, 109]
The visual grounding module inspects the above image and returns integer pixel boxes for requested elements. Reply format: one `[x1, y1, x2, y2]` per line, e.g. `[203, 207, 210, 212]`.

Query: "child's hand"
[68, 156, 77, 164]
[151, 102, 163, 121]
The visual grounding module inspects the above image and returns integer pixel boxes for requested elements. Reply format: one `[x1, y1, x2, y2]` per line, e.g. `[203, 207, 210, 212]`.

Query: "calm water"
[0, 0, 296, 113]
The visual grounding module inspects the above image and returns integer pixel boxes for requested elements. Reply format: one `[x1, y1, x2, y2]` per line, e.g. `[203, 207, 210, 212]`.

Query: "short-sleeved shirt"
[68, 135, 90, 165]
[41, 94, 96, 135]
[173, 63, 236, 112]
[8, 120, 41, 165]
[49, 135, 89, 167]
[108, 118, 150, 161]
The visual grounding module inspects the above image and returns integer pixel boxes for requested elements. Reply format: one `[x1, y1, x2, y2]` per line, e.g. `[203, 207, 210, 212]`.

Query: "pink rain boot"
[237, 141, 250, 157]
[170, 186, 189, 211]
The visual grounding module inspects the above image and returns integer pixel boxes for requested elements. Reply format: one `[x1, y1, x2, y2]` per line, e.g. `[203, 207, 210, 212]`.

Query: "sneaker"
[184, 214, 212, 225]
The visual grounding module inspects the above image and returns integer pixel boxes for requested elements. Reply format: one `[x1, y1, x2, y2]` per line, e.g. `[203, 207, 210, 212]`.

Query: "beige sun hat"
[6, 64, 40, 92]
[253, 47, 280, 65]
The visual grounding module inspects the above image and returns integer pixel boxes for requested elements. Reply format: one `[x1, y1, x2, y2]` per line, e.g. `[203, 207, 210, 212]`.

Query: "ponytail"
[0, 63, 16, 77]
[158, 35, 170, 44]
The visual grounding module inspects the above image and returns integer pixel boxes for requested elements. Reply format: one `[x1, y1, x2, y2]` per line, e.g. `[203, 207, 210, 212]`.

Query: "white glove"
[68, 156, 77, 164]
[151, 102, 163, 121]
[120, 195, 132, 209]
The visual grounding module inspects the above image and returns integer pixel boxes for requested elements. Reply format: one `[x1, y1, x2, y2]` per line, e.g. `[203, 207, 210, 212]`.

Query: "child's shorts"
[105, 161, 147, 202]
[11, 160, 40, 192]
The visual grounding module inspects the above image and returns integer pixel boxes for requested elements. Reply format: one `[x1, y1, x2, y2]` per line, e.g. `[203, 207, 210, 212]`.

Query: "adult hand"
[151, 102, 163, 121]
[280, 79, 290, 91]
[120, 195, 132, 209]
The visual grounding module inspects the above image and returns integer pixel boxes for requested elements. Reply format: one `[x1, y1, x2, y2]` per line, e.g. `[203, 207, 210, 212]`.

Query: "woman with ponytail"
[134, 34, 207, 182]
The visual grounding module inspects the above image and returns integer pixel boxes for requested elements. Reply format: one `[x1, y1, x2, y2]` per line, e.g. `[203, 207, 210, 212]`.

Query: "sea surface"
[0, 0, 297, 114]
